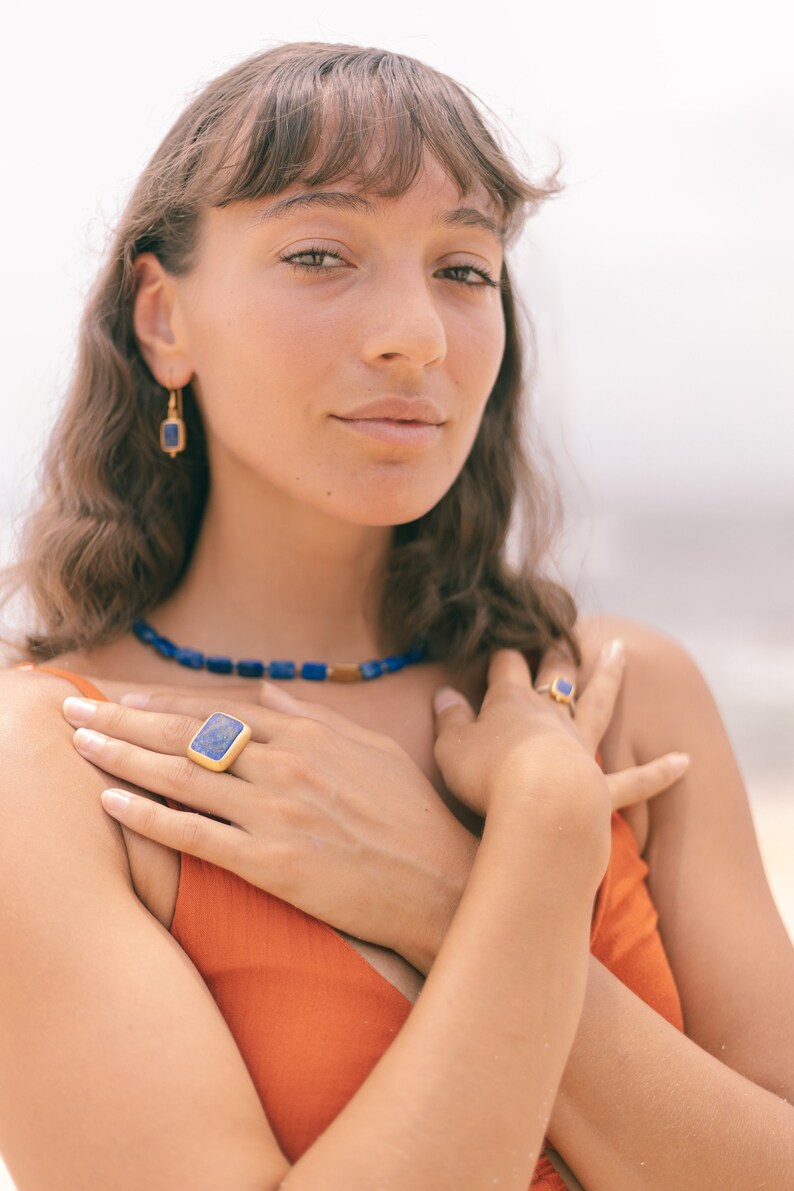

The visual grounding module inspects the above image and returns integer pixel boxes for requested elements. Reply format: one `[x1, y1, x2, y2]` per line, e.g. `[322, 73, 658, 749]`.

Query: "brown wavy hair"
[1, 42, 580, 669]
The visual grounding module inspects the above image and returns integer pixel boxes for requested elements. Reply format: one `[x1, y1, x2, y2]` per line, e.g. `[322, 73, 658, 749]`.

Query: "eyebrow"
[251, 190, 504, 242]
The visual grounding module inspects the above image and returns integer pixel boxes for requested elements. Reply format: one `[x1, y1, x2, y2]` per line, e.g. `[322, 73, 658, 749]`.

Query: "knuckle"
[179, 812, 206, 850]
[267, 746, 316, 787]
[166, 754, 200, 792]
[285, 751, 317, 785]
[107, 738, 135, 770]
[102, 703, 129, 738]
[136, 797, 161, 836]
[290, 716, 334, 744]
[161, 714, 198, 751]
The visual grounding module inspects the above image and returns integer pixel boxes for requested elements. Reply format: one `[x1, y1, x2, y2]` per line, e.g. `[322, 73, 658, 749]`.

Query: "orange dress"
[25, 665, 684, 1189]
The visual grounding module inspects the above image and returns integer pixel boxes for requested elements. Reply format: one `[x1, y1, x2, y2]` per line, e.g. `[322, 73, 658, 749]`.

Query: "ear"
[132, 253, 194, 388]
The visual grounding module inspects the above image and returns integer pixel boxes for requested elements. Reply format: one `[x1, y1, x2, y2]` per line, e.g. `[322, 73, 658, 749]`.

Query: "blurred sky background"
[0, 2, 791, 1180]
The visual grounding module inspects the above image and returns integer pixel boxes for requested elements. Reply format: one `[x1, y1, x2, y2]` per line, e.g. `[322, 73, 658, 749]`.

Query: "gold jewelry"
[187, 712, 252, 772]
[160, 387, 187, 457]
[535, 676, 576, 716]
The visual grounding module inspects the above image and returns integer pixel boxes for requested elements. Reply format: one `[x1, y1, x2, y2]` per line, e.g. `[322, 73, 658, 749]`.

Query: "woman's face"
[168, 155, 507, 526]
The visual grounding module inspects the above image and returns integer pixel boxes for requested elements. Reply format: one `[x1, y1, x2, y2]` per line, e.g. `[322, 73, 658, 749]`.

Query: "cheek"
[188, 282, 346, 438]
[448, 303, 506, 416]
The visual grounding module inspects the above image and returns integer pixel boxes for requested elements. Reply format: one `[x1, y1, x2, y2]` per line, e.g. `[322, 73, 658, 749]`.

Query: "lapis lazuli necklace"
[132, 618, 428, 682]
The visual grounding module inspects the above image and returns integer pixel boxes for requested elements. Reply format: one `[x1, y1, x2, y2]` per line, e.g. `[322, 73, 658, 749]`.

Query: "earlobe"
[132, 253, 193, 388]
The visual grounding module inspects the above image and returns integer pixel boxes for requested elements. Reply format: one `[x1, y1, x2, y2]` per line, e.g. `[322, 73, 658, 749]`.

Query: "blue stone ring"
[187, 712, 253, 772]
[535, 676, 577, 716]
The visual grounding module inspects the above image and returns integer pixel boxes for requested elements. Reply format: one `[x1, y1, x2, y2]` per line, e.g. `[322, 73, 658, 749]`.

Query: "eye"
[437, 263, 499, 288]
[280, 247, 348, 273]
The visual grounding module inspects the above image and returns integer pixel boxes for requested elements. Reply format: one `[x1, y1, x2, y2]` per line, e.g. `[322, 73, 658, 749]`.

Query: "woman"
[1, 43, 792, 1191]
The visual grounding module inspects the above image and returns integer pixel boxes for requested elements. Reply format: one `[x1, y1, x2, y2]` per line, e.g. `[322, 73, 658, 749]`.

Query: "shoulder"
[0, 665, 130, 885]
[574, 611, 697, 681]
[570, 614, 721, 857]
[573, 612, 713, 761]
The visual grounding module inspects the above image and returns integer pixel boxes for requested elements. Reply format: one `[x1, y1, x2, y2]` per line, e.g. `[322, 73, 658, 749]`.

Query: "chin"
[323, 476, 455, 528]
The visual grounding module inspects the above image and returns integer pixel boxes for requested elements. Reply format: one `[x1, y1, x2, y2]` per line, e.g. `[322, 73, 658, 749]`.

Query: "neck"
[150, 468, 396, 664]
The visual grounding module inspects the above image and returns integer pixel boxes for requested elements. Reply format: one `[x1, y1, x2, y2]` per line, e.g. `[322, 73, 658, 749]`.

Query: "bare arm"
[543, 618, 794, 1189]
[1, 657, 608, 1191]
[547, 954, 794, 1191]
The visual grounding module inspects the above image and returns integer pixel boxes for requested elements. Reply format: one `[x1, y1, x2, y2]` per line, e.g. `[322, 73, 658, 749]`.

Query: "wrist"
[482, 770, 611, 897]
[400, 826, 479, 976]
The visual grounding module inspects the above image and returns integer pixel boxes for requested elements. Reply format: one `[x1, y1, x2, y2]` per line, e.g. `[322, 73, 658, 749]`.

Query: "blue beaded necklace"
[132, 619, 427, 682]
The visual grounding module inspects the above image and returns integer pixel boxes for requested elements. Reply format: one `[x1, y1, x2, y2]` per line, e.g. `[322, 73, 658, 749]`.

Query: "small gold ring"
[187, 712, 252, 772]
[535, 676, 576, 716]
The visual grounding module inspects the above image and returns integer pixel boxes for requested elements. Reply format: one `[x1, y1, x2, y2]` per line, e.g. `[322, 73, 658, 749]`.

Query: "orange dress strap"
[14, 663, 110, 702]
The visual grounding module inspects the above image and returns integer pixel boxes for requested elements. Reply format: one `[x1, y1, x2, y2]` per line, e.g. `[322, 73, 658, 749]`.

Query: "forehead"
[247, 155, 503, 234]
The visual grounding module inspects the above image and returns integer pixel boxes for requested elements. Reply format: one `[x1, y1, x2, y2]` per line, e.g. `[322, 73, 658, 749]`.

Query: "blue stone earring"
[160, 387, 186, 458]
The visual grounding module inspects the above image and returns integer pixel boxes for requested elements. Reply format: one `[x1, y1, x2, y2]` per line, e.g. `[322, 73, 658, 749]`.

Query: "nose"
[359, 265, 447, 369]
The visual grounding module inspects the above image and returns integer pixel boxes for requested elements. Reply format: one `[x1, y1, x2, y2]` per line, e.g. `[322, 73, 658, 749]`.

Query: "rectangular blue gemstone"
[176, 648, 204, 668]
[268, 660, 296, 679]
[360, 660, 384, 680]
[237, 660, 265, 678]
[207, 656, 234, 674]
[191, 712, 244, 762]
[301, 662, 327, 680]
[554, 677, 574, 697]
[163, 422, 181, 447]
[133, 621, 158, 644]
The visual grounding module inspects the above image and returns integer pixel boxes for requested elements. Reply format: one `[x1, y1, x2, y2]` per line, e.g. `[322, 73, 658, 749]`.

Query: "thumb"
[432, 686, 476, 735]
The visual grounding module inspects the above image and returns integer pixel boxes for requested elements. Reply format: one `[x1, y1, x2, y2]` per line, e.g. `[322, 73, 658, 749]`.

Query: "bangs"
[189, 45, 554, 242]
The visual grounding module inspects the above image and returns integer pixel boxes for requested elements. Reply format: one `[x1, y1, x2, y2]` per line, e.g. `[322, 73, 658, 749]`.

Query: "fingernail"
[102, 788, 132, 813]
[73, 728, 108, 752]
[668, 752, 690, 770]
[433, 686, 461, 714]
[121, 692, 150, 708]
[62, 696, 98, 723]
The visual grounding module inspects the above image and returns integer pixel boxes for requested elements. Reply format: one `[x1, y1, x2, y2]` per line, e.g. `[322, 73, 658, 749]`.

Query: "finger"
[253, 682, 388, 747]
[64, 696, 205, 756]
[533, 639, 577, 718]
[606, 752, 690, 812]
[432, 686, 476, 737]
[99, 787, 246, 870]
[122, 684, 380, 747]
[533, 638, 577, 690]
[71, 728, 251, 820]
[485, 649, 534, 691]
[574, 639, 625, 752]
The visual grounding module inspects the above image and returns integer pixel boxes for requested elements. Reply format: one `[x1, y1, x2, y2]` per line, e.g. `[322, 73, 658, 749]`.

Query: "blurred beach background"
[0, 0, 791, 1186]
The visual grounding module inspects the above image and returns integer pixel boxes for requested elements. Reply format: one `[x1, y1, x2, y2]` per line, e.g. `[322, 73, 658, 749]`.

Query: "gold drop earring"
[160, 387, 187, 457]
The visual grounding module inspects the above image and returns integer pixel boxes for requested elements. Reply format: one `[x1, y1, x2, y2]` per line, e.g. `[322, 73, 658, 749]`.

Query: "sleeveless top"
[23, 664, 685, 1190]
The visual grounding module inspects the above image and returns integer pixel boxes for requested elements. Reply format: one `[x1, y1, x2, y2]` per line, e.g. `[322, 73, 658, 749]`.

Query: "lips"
[333, 396, 444, 424]
[331, 413, 442, 447]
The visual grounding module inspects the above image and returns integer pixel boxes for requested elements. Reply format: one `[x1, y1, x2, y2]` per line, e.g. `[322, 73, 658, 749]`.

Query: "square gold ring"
[187, 712, 252, 772]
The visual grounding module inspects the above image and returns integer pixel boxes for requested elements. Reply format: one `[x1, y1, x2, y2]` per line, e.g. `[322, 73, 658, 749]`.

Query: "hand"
[434, 638, 690, 816]
[531, 635, 690, 811]
[63, 683, 477, 972]
[433, 648, 608, 821]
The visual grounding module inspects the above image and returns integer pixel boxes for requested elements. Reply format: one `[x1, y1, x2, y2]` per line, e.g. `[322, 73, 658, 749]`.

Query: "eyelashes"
[279, 247, 500, 288]
[278, 248, 347, 273]
[439, 264, 500, 288]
